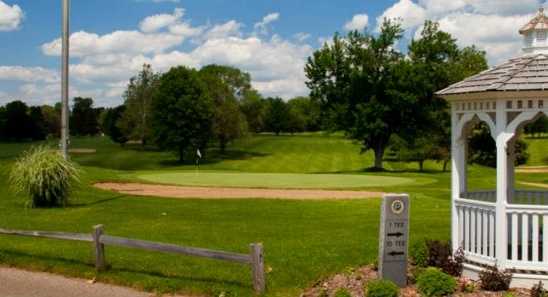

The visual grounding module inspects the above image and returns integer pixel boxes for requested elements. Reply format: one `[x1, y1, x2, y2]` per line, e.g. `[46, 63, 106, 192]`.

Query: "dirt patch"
[94, 182, 384, 200]
[302, 265, 531, 297]
[69, 148, 97, 154]
[516, 166, 548, 173]
[518, 182, 548, 189]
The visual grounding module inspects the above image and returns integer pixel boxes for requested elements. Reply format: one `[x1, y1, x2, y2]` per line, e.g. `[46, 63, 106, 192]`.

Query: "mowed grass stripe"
[135, 172, 426, 189]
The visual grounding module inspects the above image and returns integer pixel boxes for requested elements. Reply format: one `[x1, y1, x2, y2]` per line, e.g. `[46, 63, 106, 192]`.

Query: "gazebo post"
[451, 103, 467, 252]
[495, 100, 509, 268]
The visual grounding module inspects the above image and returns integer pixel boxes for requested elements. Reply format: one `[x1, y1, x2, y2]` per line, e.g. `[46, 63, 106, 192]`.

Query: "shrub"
[426, 240, 464, 276]
[365, 279, 399, 297]
[334, 288, 352, 297]
[531, 281, 547, 297]
[416, 267, 456, 297]
[479, 266, 512, 291]
[410, 240, 428, 267]
[10, 146, 79, 207]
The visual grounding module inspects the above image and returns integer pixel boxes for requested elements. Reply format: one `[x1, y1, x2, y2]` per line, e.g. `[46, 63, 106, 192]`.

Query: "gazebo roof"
[436, 54, 548, 96]
[519, 8, 548, 34]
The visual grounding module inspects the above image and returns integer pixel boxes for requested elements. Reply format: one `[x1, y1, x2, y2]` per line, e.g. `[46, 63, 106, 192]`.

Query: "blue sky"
[0, 0, 545, 106]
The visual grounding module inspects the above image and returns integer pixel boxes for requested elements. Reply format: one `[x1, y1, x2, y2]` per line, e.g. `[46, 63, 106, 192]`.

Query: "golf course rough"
[135, 172, 433, 189]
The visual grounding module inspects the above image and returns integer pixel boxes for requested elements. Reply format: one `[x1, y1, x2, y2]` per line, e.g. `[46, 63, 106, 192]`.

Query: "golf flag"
[197, 149, 202, 159]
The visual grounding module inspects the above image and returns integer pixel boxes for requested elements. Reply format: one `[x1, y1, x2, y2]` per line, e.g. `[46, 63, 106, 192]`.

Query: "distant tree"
[100, 105, 128, 146]
[468, 123, 529, 167]
[0, 106, 6, 140]
[151, 66, 214, 162]
[199, 66, 248, 153]
[119, 64, 159, 146]
[199, 64, 252, 99]
[41, 105, 61, 138]
[264, 97, 290, 135]
[390, 135, 437, 172]
[287, 96, 321, 131]
[29, 106, 47, 141]
[305, 33, 351, 131]
[70, 97, 99, 136]
[4, 101, 32, 141]
[524, 116, 548, 138]
[240, 89, 266, 133]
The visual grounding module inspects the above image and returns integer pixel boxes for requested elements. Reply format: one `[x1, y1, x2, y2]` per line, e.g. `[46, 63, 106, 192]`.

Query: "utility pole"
[61, 0, 70, 159]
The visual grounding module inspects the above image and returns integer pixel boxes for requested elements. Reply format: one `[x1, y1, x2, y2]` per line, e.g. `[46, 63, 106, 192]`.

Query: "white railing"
[455, 199, 497, 266]
[506, 205, 548, 272]
[462, 190, 548, 205]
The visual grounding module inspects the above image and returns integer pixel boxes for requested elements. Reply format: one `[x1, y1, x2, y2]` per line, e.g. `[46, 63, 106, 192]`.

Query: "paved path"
[95, 182, 384, 200]
[0, 267, 180, 297]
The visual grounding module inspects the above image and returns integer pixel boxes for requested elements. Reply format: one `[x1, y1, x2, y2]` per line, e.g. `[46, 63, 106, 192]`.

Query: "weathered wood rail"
[0, 225, 266, 294]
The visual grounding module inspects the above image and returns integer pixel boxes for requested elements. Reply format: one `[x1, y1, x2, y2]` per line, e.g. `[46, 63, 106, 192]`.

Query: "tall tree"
[240, 89, 266, 133]
[287, 96, 321, 132]
[151, 66, 214, 162]
[41, 105, 61, 138]
[4, 101, 32, 141]
[29, 106, 47, 140]
[199, 66, 248, 153]
[100, 105, 128, 146]
[119, 64, 159, 146]
[264, 97, 290, 135]
[70, 97, 99, 136]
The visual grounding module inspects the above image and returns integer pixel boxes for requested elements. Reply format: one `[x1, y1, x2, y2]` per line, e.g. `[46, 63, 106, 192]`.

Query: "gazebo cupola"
[436, 8, 548, 287]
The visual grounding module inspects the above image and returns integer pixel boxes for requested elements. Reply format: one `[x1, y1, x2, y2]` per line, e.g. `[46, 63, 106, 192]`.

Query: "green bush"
[416, 267, 456, 297]
[410, 240, 428, 267]
[334, 288, 352, 297]
[365, 279, 399, 297]
[10, 146, 79, 207]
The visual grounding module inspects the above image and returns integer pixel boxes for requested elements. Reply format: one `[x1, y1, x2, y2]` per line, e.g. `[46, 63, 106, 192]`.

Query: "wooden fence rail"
[0, 225, 266, 294]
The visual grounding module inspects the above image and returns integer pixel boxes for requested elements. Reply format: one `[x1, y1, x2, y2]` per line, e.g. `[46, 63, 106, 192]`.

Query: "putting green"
[136, 171, 428, 189]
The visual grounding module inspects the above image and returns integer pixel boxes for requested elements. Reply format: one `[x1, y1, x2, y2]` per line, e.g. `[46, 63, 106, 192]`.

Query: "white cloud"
[0, 66, 59, 83]
[254, 13, 280, 35]
[378, 0, 543, 64]
[204, 20, 243, 40]
[377, 0, 426, 30]
[344, 14, 369, 31]
[0, 0, 23, 31]
[41, 30, 184, 57]
[139, 8, 185, 32]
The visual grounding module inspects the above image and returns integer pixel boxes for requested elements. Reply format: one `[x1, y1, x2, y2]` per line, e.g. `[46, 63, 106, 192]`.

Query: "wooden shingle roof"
[436, 54, 548, 96]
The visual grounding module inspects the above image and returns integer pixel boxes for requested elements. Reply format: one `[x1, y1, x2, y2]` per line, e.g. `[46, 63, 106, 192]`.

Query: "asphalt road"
[0, 267, 181, 297]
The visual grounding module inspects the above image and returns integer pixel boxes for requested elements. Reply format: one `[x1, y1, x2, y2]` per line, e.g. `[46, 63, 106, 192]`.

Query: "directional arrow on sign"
[388, 251, 405, 256]
[387, 232, 404, 237]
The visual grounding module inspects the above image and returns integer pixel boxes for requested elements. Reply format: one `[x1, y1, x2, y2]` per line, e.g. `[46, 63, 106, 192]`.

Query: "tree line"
[1, 19, 546, 168]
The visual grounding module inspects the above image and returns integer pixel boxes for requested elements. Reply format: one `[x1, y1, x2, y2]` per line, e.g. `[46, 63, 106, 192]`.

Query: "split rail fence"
[0, 225, 266, 294]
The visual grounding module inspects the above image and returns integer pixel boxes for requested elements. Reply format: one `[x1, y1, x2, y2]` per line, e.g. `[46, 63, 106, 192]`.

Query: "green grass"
[135, 171, 434, 189]
[524, 136, 548, 166]
[0, 134, 545, 297]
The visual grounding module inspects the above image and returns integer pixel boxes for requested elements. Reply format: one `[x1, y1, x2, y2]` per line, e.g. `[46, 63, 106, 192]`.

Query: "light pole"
[61, 0, 70, 159]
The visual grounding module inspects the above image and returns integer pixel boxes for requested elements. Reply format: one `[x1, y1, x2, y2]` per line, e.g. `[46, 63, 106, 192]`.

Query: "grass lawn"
[134, 171, 434, 189]
[0, 134, 545, 297]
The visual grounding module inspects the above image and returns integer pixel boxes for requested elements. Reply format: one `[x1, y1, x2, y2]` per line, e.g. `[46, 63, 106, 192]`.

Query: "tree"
[199, 66, 248, 153]
[119, 64, 159, 146]
[70, 97, 99, 136]
[100, 105, 128, 145]
[264, 97, 290, 135]
[151, 66, 214, 162]
[287, 97, 321, 131]
[524, 116, 548, 138]
[4, 101, 32, 141]
[468, 123, 529, 167]
[240, 89, 266, 133]
[199, 64, 252, 99]
[29, 106, 47, 140]
[305, 33, 351, 131]
[41, 105, 61, 138]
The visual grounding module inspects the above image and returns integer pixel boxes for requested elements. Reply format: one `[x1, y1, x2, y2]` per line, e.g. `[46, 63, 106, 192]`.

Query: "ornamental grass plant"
[10, 146, 79, 207]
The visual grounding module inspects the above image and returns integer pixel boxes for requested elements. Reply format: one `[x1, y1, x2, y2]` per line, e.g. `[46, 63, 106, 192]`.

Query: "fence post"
[93, 224, 106, 271]
[250, 243, 265, 294]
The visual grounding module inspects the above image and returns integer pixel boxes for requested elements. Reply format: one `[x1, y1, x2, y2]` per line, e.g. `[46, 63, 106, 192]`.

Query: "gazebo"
[437, 8, 548, 287]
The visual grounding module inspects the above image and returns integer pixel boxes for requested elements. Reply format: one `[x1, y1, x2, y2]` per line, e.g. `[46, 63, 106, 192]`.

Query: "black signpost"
[378, 194, 410, 287]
